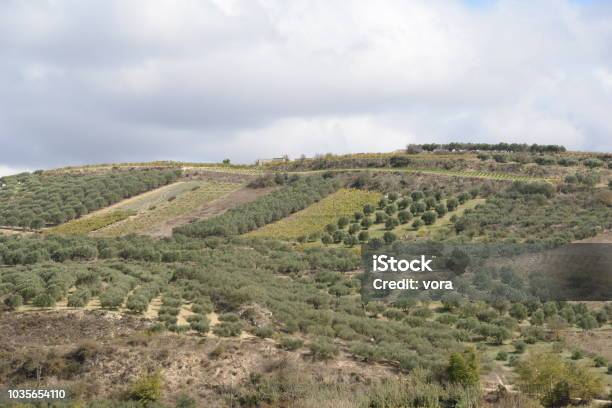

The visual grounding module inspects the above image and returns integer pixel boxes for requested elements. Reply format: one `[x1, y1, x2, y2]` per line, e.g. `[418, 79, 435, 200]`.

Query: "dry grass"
[92, 181, 240, 236]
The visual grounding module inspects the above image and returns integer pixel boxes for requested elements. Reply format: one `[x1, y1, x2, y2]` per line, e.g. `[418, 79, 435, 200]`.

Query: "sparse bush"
[280, 337, 303, 351]
[594, 356, 606, 368]
[448, 348, 480, 386]
[308, 338, 339, 361]
[213, 321, 243, 337]
[496, 351, 508, 361]
[397, 210, 411, 224]
[254, 326, 274, 338]
[383, 231, 397, 244]
[514, 340, 527, 354]
[4, 293, 23, 309]
[571, 350, 583, 360]
[128, 371, 163, 402]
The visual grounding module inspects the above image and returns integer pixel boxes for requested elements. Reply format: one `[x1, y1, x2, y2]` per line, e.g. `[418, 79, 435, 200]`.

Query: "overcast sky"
[1, 0, 612, 175]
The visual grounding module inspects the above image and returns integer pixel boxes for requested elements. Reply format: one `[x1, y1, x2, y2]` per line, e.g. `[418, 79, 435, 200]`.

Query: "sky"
[1, 0, 612, 175]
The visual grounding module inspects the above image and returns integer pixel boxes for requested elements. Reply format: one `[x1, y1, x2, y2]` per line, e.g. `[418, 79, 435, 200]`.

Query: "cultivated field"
[44, 180, 206, 235]
[362, 198, 486, 242]
[296, 167, 559, 182]
[245, 188, 382, 239]
[1, 148, 611, 407]
[110, 180, 207, 212]
[92, 181, 240, 236]
[45, 210, 134, 235]
[147, 186, 277, 237]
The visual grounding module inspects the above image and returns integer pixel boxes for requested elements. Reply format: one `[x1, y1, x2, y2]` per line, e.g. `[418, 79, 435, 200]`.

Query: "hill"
[0, 148, 611, 407]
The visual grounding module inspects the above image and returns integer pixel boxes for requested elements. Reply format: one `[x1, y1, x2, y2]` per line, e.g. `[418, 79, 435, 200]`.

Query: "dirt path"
[177, 303, 194, 326]
[147, 186, 277, 237]
[0, 227, 35, 236]
[144, 296, 163, 320]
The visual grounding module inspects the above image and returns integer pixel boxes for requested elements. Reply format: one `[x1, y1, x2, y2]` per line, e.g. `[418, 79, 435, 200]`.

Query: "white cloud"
[0, 166, 30, 177]
[232, 115, 413, 160]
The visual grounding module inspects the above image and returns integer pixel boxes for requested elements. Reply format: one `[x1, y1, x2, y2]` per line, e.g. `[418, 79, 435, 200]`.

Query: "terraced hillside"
[0, 169, 181, 229]
[245, 188, 381, 240]
[0, 154, 611, 407]
[146, 185, 277, 237]
[45, 180, 212, 235]
[296, 167, 560, 182]
[92, 181, 240, 237]
[45, 210, 135, 235]
[174, 176, 341, 238]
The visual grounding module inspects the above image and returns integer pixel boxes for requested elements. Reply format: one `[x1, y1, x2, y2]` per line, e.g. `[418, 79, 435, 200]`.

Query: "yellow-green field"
[245, 188, 382, 239]
[92, 181, 240, 236]
[297, 198, 486, 252]
[45, 210, 134, 235]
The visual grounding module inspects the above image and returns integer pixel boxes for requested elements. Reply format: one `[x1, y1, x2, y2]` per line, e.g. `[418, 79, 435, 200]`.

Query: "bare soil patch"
[144, 296, 163, 320]
[148, 186, 277, 237]
[176, 303, 194, 326]
[0, 310, 147, 348]
[0, 310, 396, 406]
[0, 227, 35, 236]
[562, 328, 612, 360]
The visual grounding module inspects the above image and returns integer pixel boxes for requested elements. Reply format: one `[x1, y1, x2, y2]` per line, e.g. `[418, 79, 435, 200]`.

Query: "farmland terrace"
[0, 149, 611, 407]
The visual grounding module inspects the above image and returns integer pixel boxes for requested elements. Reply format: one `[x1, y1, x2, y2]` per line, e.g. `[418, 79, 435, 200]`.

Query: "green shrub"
[213, 321, 243, 337]
[191, 301, 213, 314]
[32, 292, 55, 307]
[397, 210, 411, 224]
[308, 338, 339, 361]
[508, 355, 520, 367]
[4, 293, 23, 309]
[162, 296, 181, 307]
[496, 351, 508, 361]
[447, 348, 480, 386]
[279, 337, 303, 351]
[594, 356, 606, 368]
[254, 326, 275, 338]
[348, 223, 361, 235]
[383, 231, 397, 244]
[571, 350, 583, 360]
[189, 317, 210, 334]
[218, 313, 240, 322]
[337, 216, 349, 229]
[128, 371, 163, 402]
[514, 341, 527, 354]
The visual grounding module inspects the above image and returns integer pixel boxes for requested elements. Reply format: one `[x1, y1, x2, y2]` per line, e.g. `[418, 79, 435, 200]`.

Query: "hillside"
[0, 148, 611, 408]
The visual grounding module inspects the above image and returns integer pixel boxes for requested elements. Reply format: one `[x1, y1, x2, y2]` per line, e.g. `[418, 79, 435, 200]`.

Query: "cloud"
[0, 0, 611, 171]
[0, 165, 30, 177]
[230, 115, 413, 161]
